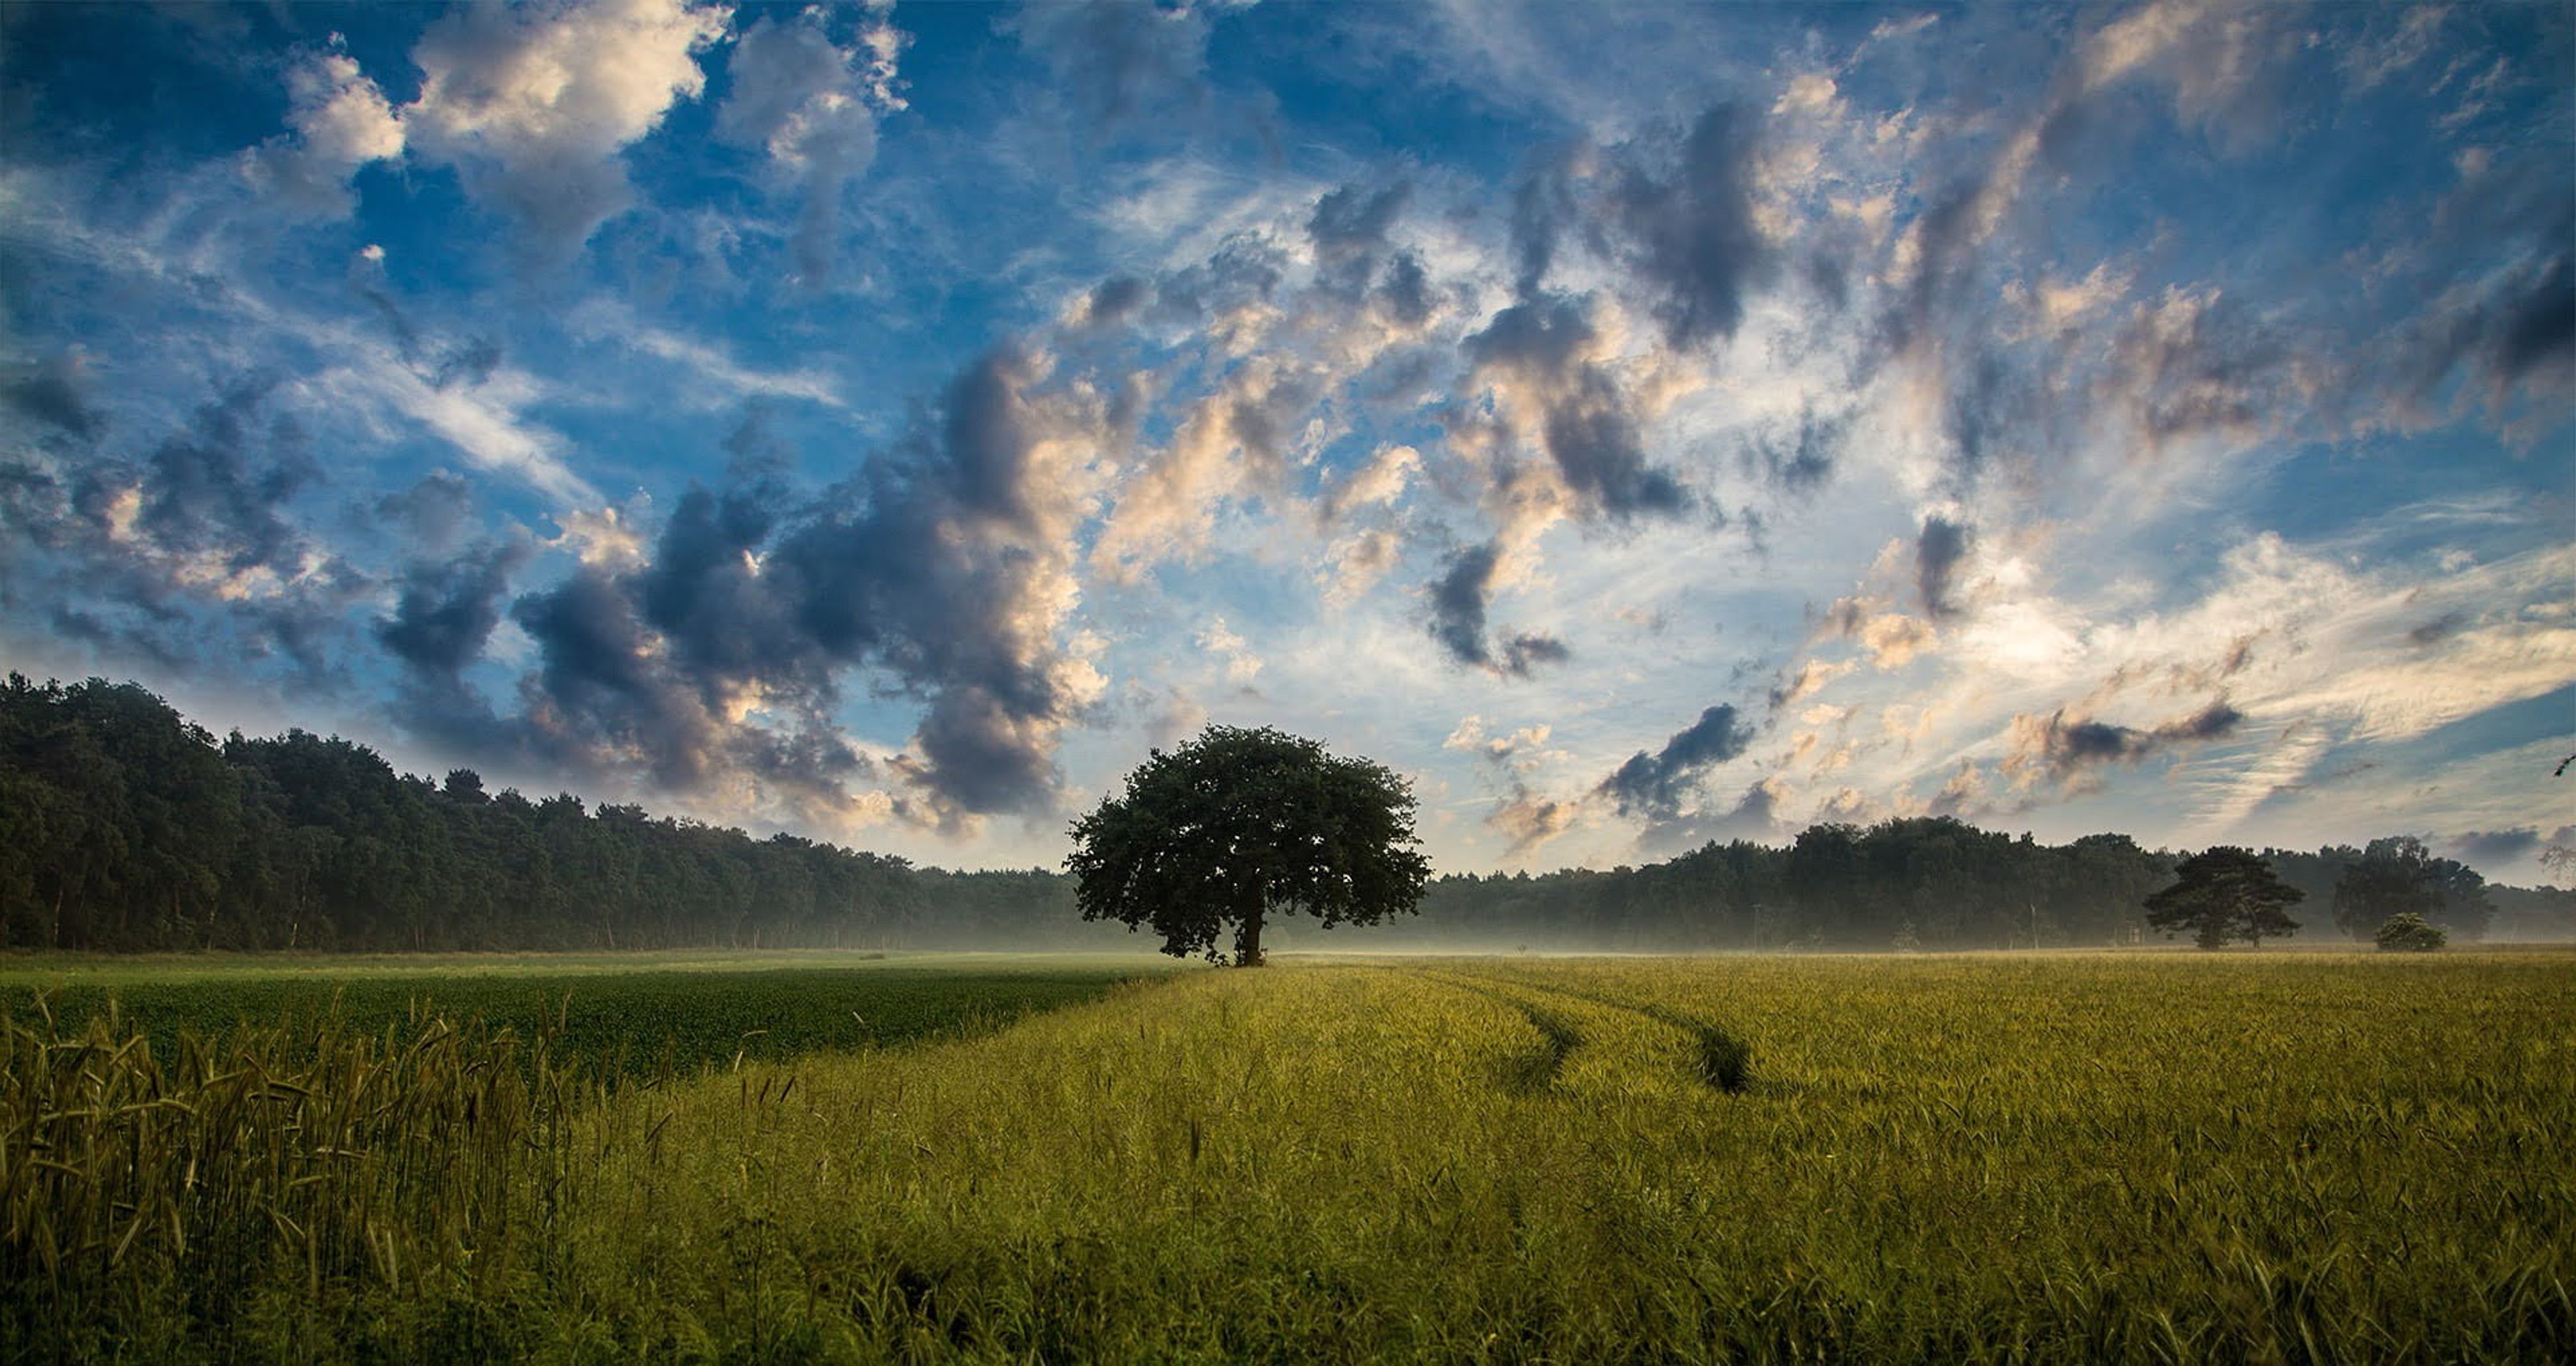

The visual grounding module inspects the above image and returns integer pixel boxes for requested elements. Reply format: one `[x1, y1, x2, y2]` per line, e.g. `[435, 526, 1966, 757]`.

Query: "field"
[0, 951, 1171, 1077]
[5, 951, 2570, 1361]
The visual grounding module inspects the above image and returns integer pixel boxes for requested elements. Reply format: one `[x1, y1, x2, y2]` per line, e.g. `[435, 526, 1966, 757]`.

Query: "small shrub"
[2375, 912, 2447, 952]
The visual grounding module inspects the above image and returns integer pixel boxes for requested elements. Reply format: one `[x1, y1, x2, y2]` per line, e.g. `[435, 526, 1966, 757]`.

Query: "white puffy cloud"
[400, 0, 732, 264]
[242, 44, 406, 221]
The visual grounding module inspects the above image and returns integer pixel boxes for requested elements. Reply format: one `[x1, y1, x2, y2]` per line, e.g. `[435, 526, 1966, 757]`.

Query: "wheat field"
[6, 951, 2570, 1361]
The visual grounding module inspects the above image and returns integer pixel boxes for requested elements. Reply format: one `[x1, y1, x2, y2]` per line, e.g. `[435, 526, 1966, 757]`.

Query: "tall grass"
[0, 997, 607, 1359]
[5, 953, 2570, 1361]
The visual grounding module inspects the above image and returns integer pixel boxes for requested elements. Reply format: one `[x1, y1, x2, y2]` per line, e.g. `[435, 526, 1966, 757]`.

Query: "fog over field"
[1, 0, 2569, 886]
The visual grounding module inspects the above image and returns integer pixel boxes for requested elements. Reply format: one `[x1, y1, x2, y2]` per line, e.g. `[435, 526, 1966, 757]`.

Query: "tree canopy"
[2145, 847, 2305, 949]
[10, 676, 2573, 954]
[1065, 725, 1430, 965]
[2331, 836, 2492, 942]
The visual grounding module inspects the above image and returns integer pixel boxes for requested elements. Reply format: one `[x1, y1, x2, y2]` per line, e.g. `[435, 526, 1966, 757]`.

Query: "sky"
[1, 0, 2571, 882]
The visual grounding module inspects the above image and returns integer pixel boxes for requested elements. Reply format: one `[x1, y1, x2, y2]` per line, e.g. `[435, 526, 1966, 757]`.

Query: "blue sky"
[1, 0, 2570, 880]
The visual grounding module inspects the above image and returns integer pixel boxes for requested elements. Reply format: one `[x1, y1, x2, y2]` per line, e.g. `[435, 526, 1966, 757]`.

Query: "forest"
[4, 676, 2567, 953]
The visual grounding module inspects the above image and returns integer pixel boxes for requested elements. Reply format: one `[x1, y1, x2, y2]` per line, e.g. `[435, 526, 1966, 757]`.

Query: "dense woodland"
[5, 676, 2570, 952]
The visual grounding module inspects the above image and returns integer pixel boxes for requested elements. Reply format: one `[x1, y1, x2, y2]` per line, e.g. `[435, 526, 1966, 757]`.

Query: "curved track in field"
[1410, 967, 1754, 1096]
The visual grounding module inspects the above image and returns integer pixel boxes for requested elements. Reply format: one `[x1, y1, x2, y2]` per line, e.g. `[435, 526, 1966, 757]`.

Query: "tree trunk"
[1234, 901, 1266, 967]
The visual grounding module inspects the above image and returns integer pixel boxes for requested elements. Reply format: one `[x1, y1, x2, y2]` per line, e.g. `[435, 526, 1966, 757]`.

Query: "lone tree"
[1067, 725, 1430, 965]
[2144, 847, 2304, 949]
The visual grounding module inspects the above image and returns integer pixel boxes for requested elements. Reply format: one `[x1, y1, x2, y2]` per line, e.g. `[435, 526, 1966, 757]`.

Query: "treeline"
[5, 676, 2571, 953]
[0, 676, 1110, 952]
[1398, 826, 2573, 951]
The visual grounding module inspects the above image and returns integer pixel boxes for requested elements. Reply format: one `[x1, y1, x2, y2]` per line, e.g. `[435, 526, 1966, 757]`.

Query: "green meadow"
[5, 951, 2569, 1361]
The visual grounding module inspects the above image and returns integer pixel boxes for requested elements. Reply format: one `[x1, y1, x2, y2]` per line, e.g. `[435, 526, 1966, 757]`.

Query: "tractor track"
[1411, 967, 1754, 1096]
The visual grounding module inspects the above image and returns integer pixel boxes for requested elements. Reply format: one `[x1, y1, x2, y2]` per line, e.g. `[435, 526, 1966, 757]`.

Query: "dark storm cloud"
[1915, 515, 1971, 619]
[910, 686, 1051, 816]
[1607, 103, 1768, 351]
[1306, 180, 1411, 301]
[1596, 704, 1753, 821]
[3, 352, 104, 440]
[0, 458, 65, 554]
[1463, 296, 1687, 519]
[1884, 179, 1981, 361]
[2394, 235, 2576, 407]
[378, 539, 530, 676]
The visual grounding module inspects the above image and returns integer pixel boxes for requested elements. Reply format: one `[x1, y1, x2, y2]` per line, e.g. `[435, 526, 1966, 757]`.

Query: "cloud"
[1318, 443, 1418, 523]
[1091, 356, 1311, 582]
[1462, 295, 1688, 520]
[1771, 657, 1855, 708]
[2005, 696, 2244, 788]
[1860, 612, 1937, 669]
[1491, 788, 1577, 854]
[378, 538, 531, 676]
[1072, 275, 1150, 330]
[2, 351, 104, 441]
[1448, 714, 1575, 853]
[400, 0, 731, 265]
[2447, 827, 2542, 872]
[243, 43, 407, 221]
[1499, 632, 1569, 674]
[1605, 103, 1770, 350]
[1596, 702, 1753, 820]
[1011, 0, 1230, 130]
[1307, 180, 1411, 293]
[501, 337, 1111, 824]
[1915, 514, 1972, 619]
[374, 473, 478, 553]
[1195, 615, 1263, 685]
[111, 381, 318, 589]
[1742, 407, 1841, 493]
[717, 7, 906, 283]
[1308, 180, 1409, 256]
[1423, 536, 1574, 678]
[0, 380, 366, 682]
[1428, 541, 1501, 667]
